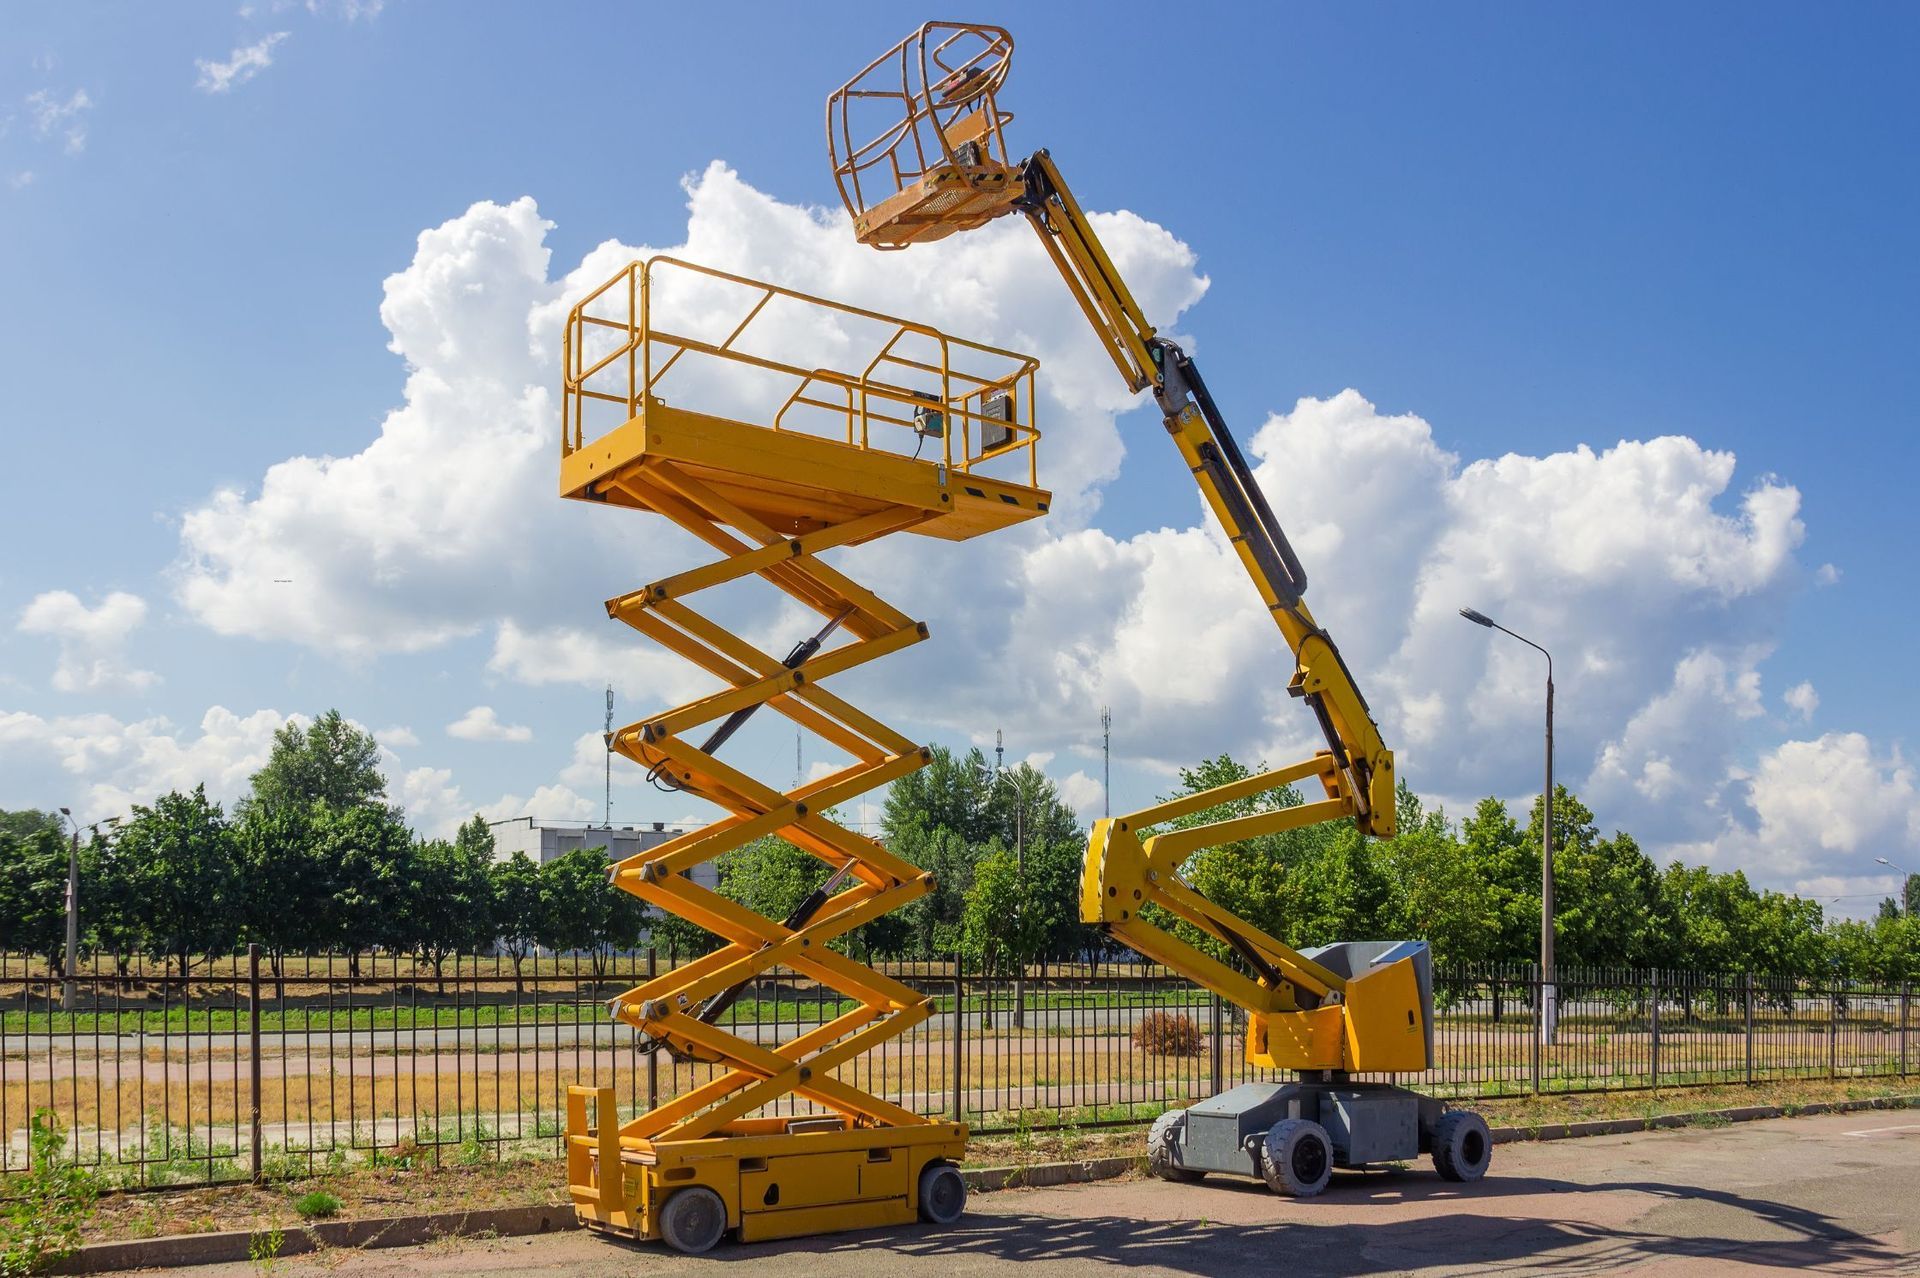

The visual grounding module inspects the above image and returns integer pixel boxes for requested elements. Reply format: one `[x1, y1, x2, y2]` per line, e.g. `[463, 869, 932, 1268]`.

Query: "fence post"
[951, 952, 965, 1126]
[1210, 992, 1225, 1096]
[1530, 964, 1542, 1095]
[248, 943, 263, 1183]
[1743, 971, 1754, 1085]
[1829, 979, 1838, 1081]
[1649, 969, 1661, 1093]
[1902, 981, 1911, 1078]
[646, 948, 659, 1113]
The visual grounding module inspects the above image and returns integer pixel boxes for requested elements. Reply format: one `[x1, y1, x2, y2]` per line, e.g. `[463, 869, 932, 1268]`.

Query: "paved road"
[96, 1110, 1919, 1276]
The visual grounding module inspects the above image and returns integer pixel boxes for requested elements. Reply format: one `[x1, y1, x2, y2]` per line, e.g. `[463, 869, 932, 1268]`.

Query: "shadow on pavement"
[656, 1171, 1904, 1275]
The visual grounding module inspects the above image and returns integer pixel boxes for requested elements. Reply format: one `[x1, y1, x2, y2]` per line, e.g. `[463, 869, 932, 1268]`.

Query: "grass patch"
[291, 1191, 341, 1220]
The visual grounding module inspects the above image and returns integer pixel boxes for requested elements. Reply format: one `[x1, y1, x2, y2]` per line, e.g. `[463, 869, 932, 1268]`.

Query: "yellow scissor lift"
[559, 256, 1046, 1254]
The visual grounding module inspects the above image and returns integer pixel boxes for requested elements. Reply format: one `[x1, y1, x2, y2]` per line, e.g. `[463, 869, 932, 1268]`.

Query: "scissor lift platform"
[561, 256, 1047, 538]
[559, 256, 1043, 1253]
[562, 399, 1047, 541]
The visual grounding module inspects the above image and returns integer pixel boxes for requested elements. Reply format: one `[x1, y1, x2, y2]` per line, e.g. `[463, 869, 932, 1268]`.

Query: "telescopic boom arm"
[829, 24, 1418, 1070]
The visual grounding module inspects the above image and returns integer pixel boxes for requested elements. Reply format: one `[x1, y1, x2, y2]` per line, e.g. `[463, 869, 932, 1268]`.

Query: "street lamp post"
[1460, 607, 1557, 1045]
[58, 808, 79, 1012]
[1877, 857, 1914, 914]
[56, 809, 120, 1012]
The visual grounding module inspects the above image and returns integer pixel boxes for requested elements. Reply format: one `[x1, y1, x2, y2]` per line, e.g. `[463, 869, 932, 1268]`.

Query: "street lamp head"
[59, 806, 71, 816]
[1459, 607, 1496, 628]
[1878, 857, 1892, 866]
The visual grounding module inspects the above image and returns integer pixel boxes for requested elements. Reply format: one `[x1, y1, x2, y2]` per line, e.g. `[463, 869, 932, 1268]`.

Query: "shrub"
[292, 1191, 342, 1220]
[1132, 1010, 1202, 1057]
[2, 1111, 104, 1277]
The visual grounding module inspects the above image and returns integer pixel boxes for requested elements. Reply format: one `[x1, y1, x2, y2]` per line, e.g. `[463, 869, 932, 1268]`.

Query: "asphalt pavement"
[94, 1109, 1920, 1276]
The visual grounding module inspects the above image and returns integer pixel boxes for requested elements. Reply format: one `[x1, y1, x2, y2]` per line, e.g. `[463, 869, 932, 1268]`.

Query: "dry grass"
[5, 1034, 1224, 1146]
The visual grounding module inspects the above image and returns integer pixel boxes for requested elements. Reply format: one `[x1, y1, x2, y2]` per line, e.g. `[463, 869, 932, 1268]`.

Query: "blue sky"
[2, 3, 1916, 912]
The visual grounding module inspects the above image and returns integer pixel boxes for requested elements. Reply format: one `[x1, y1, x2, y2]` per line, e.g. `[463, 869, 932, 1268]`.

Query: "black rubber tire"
[1431, 1110, 1493, 1183]
[1146, 1112, 1205, 1183]
[657, 1185, 728, 1255]
[917, 1161, 967, 1225]
[1261, 1118, 1333, 1197]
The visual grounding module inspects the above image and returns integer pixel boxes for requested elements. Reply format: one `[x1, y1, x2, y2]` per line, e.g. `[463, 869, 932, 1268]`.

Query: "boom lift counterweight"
[829, 21, 1492, 1196]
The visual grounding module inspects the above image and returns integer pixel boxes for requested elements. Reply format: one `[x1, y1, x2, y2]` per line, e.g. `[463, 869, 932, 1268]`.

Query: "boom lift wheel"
[1430, 1110, 1493, 1183]
[1146, 1111, 1204, 1183]
[1261, 1118, 1334, 1198]
[917, 1161, 968, 1225]
[658, 1186, 729, 1256]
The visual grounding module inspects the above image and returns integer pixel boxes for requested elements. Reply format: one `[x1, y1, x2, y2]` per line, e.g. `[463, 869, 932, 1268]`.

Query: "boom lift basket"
[828, 22, 1023, 248]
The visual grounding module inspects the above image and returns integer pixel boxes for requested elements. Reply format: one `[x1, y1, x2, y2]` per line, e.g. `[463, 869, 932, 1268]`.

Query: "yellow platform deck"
[561, 255, 1047, 543]
[562, 399, 1047, 542]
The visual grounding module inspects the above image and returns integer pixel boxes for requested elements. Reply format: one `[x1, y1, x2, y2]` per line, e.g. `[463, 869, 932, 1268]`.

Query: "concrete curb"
[1488, 1091, 1918, 1145]
[963, 1154, 1143, 1192]
[49, 1203, 579, 1274]
[50, 1094, 1919, 1272]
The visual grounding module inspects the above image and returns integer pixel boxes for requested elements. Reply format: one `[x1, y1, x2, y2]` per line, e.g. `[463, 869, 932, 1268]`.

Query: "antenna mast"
[604, 684, 614, 827]
[995, 728, 1004, 778]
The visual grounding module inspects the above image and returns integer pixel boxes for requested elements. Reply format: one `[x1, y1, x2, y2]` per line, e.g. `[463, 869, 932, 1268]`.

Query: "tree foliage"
[244, 710, 391, 816]
[114, 787, 241, 975]
[4, 720, 1918, 986]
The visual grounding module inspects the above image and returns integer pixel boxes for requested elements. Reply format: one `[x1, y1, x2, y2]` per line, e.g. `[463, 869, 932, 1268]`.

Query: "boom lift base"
[558, 256, 1044, 1253]
[1148, 1080, 1490, 1195]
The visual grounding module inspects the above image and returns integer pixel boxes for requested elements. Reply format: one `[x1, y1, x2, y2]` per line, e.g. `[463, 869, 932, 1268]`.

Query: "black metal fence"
[1, 951, 1911, 1189]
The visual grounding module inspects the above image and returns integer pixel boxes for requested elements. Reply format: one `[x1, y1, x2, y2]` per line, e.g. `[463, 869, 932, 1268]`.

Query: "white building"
[489, 817, 719, 890]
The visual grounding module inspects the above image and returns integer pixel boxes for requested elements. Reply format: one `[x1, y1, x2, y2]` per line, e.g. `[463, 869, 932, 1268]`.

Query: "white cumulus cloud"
[0, 705, 290, 816]
[161, 163, 1896, 896]
[26, 88, 90, 154]
[447, 705, 533, 743]
[1783, 681, 1818, 722]
[17, 590, 159, 694]
[195, 33, 289, 94]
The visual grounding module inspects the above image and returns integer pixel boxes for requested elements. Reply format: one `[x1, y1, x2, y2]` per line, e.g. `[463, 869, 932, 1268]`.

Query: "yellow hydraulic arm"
[830, 22, 1421, 1074]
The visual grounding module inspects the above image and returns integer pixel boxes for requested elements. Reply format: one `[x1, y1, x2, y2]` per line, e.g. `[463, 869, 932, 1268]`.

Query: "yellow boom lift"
[828, 22, 1493, 1197]
[559, 257, 1047, 1251]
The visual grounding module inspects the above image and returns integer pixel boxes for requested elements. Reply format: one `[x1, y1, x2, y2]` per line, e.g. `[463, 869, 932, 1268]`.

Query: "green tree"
[987, 764, 1094, 964]
[114, 787, 241, 978]
[538, 847, 643, 979]
[882, 747, 997, 848]
[81, 828, 142, 976]
[895, 825, 973, 959]
[235, 802, 331, 984]
[1460, 796, 1538, 966]
[960, 843, 1044, 1019]
[0, 827, 70, 975]
[309, 803, 413, 976]
[1373, 788, 1496, 966]
[491, 851, 544, 990]
[244, 710, 391, 816]
[0, 808, 63, 842]
[718, 836, 826, 923]
[403, 824, 497, 989]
